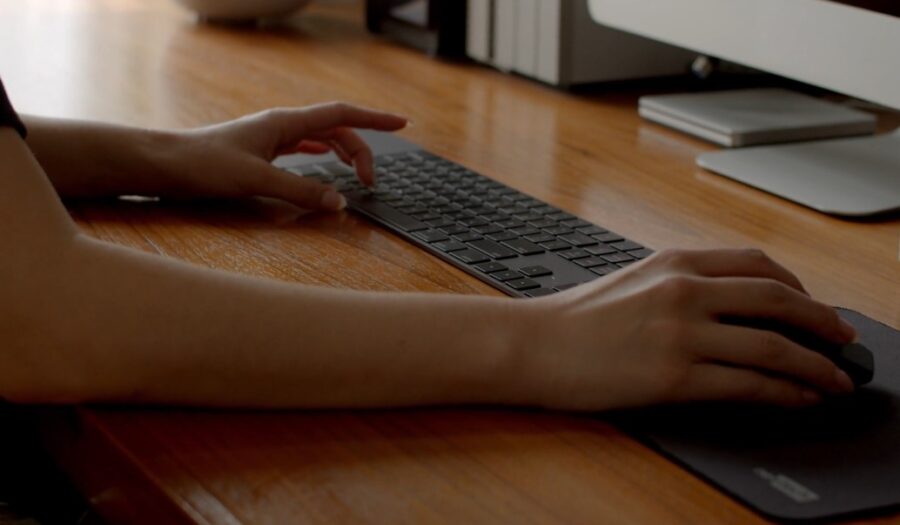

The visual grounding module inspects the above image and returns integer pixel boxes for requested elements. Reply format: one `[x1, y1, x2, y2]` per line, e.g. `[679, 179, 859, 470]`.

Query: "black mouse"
[724, 317, 875, 387]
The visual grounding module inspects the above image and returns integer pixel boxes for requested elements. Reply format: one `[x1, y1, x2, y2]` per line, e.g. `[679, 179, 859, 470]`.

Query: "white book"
[535, 0, 562, 84]
[492, 0, 516, 71]
[514, 0, 539, 76]
[466, 0, 492, 63]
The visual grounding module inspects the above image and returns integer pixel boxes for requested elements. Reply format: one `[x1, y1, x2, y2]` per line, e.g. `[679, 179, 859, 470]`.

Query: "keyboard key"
[574, 256, 610, 268]
[631, 248, 654, 259]
[454, 232, 483, 243]
[558, 248, 591, 260]
[470, 206, 496, 216]
[459, 216, 489, 227]
[502, 239, 544, 255]
[433, 240, 467, 252]
[585, 243, 618, 256]
[554, 283, 581, 291]
[483, 212, 508, 222]
[558, 232, 598, 247]
[474, 261, 508, 274]
[525, 288, 556, 298]
[531, 205, 558, 215]
[540, 240, 572, 251]
[513, 213, 543, 222]
[487, 231, 519, 242]
[450, 249, 489, 264]
[426, 217, 456, 229]
[375, 191, 403, 202]
[524, 233, 555, 244]
[391, 198, 418, 209]
[577, 225, 606, 235]
[352, 199, 428, 232]
[492, 270, 524, 282]
[498, 219, 525, 229]
[472, 224, 504, 235]
[562, 219, 592, 229]
[469, 239, 518, 259]
[601, 252, 635, 264]
[510, 226, 541, 237]
[593, 232, 625, 243]
[440, 224, 468, 236]
[528, 219, 558, 229]
[413, 230, 449, 243]
[507, 278, 541, 291]
[590, 266, 617, 276]
[548, 212, 575, 222]
[519, 265, 552, 277]
[611, 240, 644, 252]
[544, 226, 574, 236]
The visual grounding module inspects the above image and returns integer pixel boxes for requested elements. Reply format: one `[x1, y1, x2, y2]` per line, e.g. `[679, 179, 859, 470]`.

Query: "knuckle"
[264, 107, 288, 121]
[657, 275, 700, 307]
[822, 305, 843, 331]
[657, 365, 693, 400]
[758, 331, 788, 361]
[656, 248, 691, 267]
[734, 376, 768, 402]
[763, 281, 791, 308]
[744, 247, 772, 267]
[658, 318, 692, 352]
[329, 101, 350, 117]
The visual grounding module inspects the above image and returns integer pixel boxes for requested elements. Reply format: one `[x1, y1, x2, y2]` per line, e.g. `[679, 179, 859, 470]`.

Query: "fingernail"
[839, 318, 858, 341]
[320, 189, 346, 211]
[405, 119, 415, 128]
[801, 389, 822, 405]
[835, 369, 855, 393]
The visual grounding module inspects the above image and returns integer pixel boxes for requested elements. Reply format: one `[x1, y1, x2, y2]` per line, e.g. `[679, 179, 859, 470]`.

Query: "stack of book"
[466, 0, 695, 87]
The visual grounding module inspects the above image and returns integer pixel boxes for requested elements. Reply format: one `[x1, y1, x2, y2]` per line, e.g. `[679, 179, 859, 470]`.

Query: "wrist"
[473, 296, 550, 408]
[130, 127, 184, 193]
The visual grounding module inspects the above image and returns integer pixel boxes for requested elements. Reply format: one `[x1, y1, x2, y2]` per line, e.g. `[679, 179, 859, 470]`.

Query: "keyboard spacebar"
[351, 198, 428, 232]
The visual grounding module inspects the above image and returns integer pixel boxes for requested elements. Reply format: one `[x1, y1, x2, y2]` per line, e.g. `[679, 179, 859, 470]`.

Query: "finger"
[328, 128, 375, 186]
[271, 103, 408, 145]
[307, 128, 376, 186]
[697, 323, 854, 394]
[328, 139, 354, 167]
[695, 277, 856, 343]
[658, 248, 806, 294]
[295, 140, 333, 154]
[252, 164, 347, 211]
[276, 140, 333, 156]
[677, 364, 824, 408]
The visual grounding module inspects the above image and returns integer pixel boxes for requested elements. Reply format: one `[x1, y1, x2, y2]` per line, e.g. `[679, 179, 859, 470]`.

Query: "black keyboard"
[286, 151, 653, 298]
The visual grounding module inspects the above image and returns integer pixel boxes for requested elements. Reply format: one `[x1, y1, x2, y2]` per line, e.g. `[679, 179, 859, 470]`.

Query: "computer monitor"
[587, 0, 900, 111]
[586, 0, 900, 216]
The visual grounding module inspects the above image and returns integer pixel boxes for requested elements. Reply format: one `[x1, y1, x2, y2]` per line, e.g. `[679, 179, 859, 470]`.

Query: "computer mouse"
[724, 318, 875, 387]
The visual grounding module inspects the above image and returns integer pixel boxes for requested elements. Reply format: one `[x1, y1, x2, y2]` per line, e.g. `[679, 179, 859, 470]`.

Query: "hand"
[516, 249, 858, 411]
[157, 102, 407, 210]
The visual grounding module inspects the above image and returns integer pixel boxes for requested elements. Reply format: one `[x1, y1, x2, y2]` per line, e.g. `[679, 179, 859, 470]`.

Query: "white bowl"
[173, 0, 313, 23]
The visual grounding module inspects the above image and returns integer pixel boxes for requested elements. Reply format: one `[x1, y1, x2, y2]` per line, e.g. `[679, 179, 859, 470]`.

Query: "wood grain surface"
[1, 0, 899, 523]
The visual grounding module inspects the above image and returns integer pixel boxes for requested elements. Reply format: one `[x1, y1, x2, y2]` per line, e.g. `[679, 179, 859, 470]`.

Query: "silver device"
[588, 0, 900, 217]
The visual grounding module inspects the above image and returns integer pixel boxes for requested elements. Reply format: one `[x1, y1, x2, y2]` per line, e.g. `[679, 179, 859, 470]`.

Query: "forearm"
[7, 232, 529, 407]
[22, 115, 178, 198]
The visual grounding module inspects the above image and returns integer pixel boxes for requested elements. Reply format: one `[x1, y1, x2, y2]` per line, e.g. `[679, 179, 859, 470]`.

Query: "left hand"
[156, 102, 407, 210]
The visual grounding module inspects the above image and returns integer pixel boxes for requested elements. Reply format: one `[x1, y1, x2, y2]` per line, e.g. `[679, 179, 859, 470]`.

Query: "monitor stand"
[697, 130, 900, 217]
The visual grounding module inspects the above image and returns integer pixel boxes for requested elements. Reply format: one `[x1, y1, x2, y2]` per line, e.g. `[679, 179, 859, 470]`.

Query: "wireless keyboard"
[281, 133, 653, 298]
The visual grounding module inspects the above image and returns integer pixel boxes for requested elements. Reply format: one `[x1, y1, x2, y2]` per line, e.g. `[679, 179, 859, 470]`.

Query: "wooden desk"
[2, 0, 899, 523]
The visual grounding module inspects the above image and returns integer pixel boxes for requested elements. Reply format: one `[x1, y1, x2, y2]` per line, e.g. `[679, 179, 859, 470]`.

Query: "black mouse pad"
[612, 308, 900, 522]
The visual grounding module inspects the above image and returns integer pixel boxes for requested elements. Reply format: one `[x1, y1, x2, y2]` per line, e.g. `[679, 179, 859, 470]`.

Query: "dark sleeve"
[0, 77, 26, 139]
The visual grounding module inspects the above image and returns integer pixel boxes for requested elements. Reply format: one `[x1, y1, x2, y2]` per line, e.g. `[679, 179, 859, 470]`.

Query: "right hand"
[516, 249, 858, 411]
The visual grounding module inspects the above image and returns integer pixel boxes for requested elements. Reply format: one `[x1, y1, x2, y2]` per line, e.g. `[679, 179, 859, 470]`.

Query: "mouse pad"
[611, 308, 900, 522]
